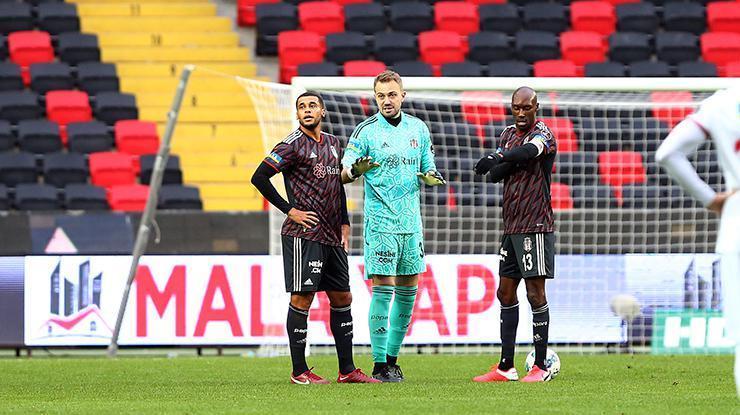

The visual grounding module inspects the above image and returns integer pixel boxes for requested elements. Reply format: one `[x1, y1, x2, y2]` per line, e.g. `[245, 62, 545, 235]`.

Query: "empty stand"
[298, 62, 341, 76]
[115, 120, 159, 155]
[107, 184, 148, 212]
[541, 117, 578, 152]
[616, 2, 657, 33]
[140, 154, 182, 185]
[14, 183, 60, 210]
[18, 119, 62, 154]
[418, 31, 465, 68]
[523, 2, 568, 34]
[0, 151, 37, 187]
[8, 31, 54, 82]
[392, 60, 434, 76]
[64, 183, 108, 210]
[46, 90, 92, 130]
[29, 63, 74, 94]
[560, 31, 607, 66]
[479, 4, 521, 35]
[551, 182, 574, 210]
[94, 92, 138, 124]
[650, 91, 693, 128]
[325, 32, 367, 65]
[516, 31, 559, 63]
[468, 32, 511, 64]
[37, 2, 80, 35]
[571, 184, 617, 208]
[663, 2, 706, 35]
[57, 33, 101, 65]
[441, 61, 484, 77]
[656, 32, 700, 65]
[89, 151, 136, 187]
[390, 2, 434, 34]
[533, 59, 579, 77]
[238, 0, 281, 27]
[67, 121, 113, 153]
[461, 91, 506, 127]
[77, 62, 119, 94]
[585, 61, 626, 76]
[345, 3, 386, 35]
[0, 91, 42, 122]
[278, 30, 324, 83]
[598, 151, 647, 202]
[629, 60, 671, 76]
[374, 32, 418, 65]
[676, 61, 717, 77]
[0, 120, 13, 151]
[701, 32, 740, 68]
[43, 152, 88, 188]
[158, 184, 203, 210]
[706, 1, 740, 33]
[609, 32, 652, 63]
[487, 60, 531, 76]
[570, 1, 616, 36]
[298, 1, 344, 35]
[0, 62, 23, 91]
[435, 1, 479, 36]
[256, 3, 298, 56]
[0, 3, 33, 35]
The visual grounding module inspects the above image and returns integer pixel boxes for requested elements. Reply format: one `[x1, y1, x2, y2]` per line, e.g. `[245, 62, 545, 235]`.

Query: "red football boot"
[290, 368, 330, 385]
[337, 368, 382, 383]
[472, 364, 519, 382]
[520, 365, 551, 383]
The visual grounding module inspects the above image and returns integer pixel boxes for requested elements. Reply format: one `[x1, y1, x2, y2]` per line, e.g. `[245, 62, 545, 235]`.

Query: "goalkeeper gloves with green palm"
[417, 170, 446, 186]
[349, 156, 380, 180]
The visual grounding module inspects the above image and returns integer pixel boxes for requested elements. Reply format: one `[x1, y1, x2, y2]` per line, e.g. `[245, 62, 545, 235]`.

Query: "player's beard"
[299, 117, 321, 130]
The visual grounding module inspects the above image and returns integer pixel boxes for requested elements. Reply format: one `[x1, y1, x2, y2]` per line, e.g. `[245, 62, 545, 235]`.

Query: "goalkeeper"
[341, 70, 446, 382]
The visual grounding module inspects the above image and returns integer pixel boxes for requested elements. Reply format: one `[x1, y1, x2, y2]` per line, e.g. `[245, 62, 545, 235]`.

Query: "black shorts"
[282, 235, 350, 293]
[499, 232, 555, 279]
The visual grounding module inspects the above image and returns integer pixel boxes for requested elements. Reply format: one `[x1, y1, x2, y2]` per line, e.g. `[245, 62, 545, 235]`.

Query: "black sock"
[532, 302, 550, 370]
[499, 302, 519, 371]
[330, 304, 356, 375]
[287, 304, 309, 376]
[373, 362, 387, 374]
[386, 354, 397, 367]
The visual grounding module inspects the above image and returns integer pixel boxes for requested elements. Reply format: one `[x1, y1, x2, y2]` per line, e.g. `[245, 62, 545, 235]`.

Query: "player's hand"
[416, 170, 446, 186]
[707, 189, 738, 215]
[341, 224, 350, 253]
[474, 153, 503, 175]
[288, 208, 319, 229]
[350, 156, 380, 178]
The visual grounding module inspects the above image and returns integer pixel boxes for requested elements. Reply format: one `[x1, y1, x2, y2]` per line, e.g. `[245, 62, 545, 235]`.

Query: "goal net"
[249, 76, 737, 354]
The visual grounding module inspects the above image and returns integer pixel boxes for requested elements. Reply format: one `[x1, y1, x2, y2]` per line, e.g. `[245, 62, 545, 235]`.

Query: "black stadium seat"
[0, 62, 22, 91]
[344, 3, 386, 35]
[487, 60, 531, 76]
[0, 151, 37, 187]
[29, 63, 74, 94]
[571, 184, 618, 208]
[554, 152, 598, 185]
[77, 62, 120, 94]
[609, 32, 652, 63]
[468, 32, 511, 64]
[655, 32, 699, 65]
[616, 2, 658, 33]
[479, 4, 521, 35]
[17, 119, 62, 154]
[585, 62, 627, 77]
[158, 185, 203, 210]
[57, 33, 101, 64]
[325, 32, 367, 65]
[37, 2, 80, 35]
[621, 184, 664, 208]
[677, 61, 717, 77]
[140, 154, 182, 185]
[0, 36, 7, 61]
[297, 62, 341, 76]
[389, 2, 434, 35]
[629, 60, 671, 77]
[94, 92, 138, 124]
[64, 183, 108, 210]
[0, 91, 42, 123]
[256, 3, 298, 56]
[523, 3, 568, 34]
[43, 152, 88, 187]
[392, 60, 434, 77]
[374, 32, 418, 65]
[67, 121, 113, 153]
[0, 3, 33, 34]
[0, 184, 9, 210]
[441, 61, 483, 77]
[0, 120, 13, 151]
[663, 2, 706, 35]
[14, 183, 60, 210]
[516, 31, 559, 63]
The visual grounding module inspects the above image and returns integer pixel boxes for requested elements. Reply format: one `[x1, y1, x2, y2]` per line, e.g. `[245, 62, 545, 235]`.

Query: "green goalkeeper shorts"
[364, 230, 426, 278]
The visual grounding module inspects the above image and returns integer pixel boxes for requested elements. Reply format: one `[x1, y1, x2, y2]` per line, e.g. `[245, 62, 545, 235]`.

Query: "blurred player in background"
[341, 70, 446, 382]
[655, 86, 740, 398]
[472, 87, 558, 383]
[251, 92, 379, 384]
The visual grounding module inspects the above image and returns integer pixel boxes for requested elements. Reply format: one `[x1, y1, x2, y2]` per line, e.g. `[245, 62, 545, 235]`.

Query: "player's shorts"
[281, 235, 350, 293]
[499, 232, 555, 279]
[720, 253, 739, 344]
[364, 230, 425, 278]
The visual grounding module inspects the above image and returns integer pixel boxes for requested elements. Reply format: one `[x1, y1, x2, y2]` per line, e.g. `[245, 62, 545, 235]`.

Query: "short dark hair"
[295, 91, 324, 109]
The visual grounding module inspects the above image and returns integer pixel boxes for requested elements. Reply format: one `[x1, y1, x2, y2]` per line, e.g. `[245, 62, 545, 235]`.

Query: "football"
[525, 348, 561, 379]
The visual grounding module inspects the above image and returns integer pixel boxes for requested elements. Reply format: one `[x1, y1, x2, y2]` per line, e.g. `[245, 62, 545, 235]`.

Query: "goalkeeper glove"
[416, 170, 447, 186]
[474, 152, 504, 175]
[350, 156, 380, 179]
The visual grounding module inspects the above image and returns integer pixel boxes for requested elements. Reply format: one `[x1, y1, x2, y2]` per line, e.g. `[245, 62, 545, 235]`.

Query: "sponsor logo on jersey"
[340, 321, 353, 327]
[330, 145, 338, 158]
[523, 237, 533, 252]
[313, 163, 326, 178]
[386, 154, 399, 169]
[308, 260, 323, 275]
[268, 152, 282, 164]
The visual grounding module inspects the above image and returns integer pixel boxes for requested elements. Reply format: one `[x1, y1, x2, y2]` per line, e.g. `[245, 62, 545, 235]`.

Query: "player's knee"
[526, 290, 546, 308]
[291, 293, 314, 309]
[497, 287, 517, 306]
[328, 291, 352, 307]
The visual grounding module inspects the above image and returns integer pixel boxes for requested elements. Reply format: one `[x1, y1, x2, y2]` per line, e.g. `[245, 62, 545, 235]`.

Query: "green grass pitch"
[0, 354, 737, 414]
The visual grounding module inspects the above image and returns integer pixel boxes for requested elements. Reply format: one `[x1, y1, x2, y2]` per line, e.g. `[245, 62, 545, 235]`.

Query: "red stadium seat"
[237, 0, 280, 26]
[434, 2, 479, 36]
[570, 1, 616, 36]
[533, 60, 579, 77]
[298, 1, 344, 35]
[8, 31, 55, 85]
[540, 117, 578, 153]
[46, 90, 92, 142]
[278, 31, 325, 83]
[701, 32, 740, 68]
[650, 91, 694, 128]
[418, 31, 465, 71]
[343, 60, 387, 77]
[707, 2, 740, 33]
[598, 151, 646, 204]
[89, 152, 136, 187]
[724, 61, 740, 77]
[115, 120, 159, 155]
[551, 182, 574, 210]
[333, 0, 371, 5]
[560, 31, 606, 66]
[461, 91, 506, 126]
[602, 0, 639, 5]
[467, 0, 506, 4]
[107, 184, 149, 212]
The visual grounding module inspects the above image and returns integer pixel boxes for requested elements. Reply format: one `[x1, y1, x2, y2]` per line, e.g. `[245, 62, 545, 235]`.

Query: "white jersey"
[689, 87, 740, 253]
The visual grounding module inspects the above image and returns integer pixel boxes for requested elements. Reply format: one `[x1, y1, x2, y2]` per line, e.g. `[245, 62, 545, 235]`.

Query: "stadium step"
[172, 137, 263, 153]
[120, 77, 256, 93]
[117, 63, 256, 78]
[81, 17, 232, 32]
[202, 197, 263, 212]
[159, 123, 268, 139]
[183, 166, 253, 183]
[69, 0, 209, 3]
[140, 107, 258, 123]
[137, 92, 253, 108]
[179, 152, 263, 168]
[98, 33, 239, 48]
[103, 47, 250, 62]
[76, 3, 217, 17]
[198, 184, 262, 199]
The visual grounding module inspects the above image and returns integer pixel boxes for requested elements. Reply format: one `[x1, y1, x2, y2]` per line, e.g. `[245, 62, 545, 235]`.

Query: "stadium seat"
[541, 117, 578, 152]
[701, 32, 740, 68]
[460, 91, 506, 127]
[655, 32, 699, 65]
[598, 151, 647, 202]
[37, 2, 80, 35]
[621, 184, 662, 208]
[578, 118, 620, 151]
[0, 3, 33, 34]
[650, 91, 693, 128]
[56, 33, 100, 65]
[609, 32, 652, 63]
[724, 61, 740, 77]
[629, 60, 671, 77]
[43, 152, 88, 188]
[554, 152, 598, 185]
[487, 60, 531, 76]
[255, 3, 298, 56]
[707, 2, 740, 33]
[0, 37, 6, 62]
[441, 61, 484, 77]
[94, 92, 138, 125]
[298, 1, 344, 35]
[0, 120, 13, 151]
[560, 31, 606, 66]
[343, 60, 387, 77]
[29, 63, 74, 94]
[14, 183, 60, 210]
[158, 185, 203, 210]
[278, 30, 324, 83]
[584, 61, 626, 77]
[18, 119, 62, 154]
[616, 2, 657, 33]
[0, 151, 37, 187]
[389, 2, 434, 35]
[418, 31, 465, 68]
[0, 62, 23, 91]
[115, 120, 159, 155]
[0, 184, 8, 210]
[571, 183, 618, 208]
[434, 1, 479, 36]
[533, 60, 578, 77]
[374, 32, 418, 65]
[89, 152, 136, 187]
[140, 154, 182, 185]
[551, 182, 574, 210]
[468, 32, 511, 64]
[515, 31, 559, 63]
[8, 31, 54, 82]
[344, 3, 386, 35]
[107, 184, 149, 212]
[523, 3, 568, 34]
[46, 91, 92, 132]
[64, 183, 108, 210]
[0, 91, 42, 123]
[67, 121, 113, 153]
[297, 62, 341, 76]
[570, 1, 616, 36]
[621, 117, 666, 153]
[479, 4, 521, 35]
[238, 0, 281, 27]
[392, 60, 434, 76]
[325, 32, 367, 65]
[663, 2, 705, 35]
[676, 61, 717, 77]
[76, 62, 119, 94]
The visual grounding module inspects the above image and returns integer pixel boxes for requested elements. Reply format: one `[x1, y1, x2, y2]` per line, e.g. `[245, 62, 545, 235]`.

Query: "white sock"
[735, 345, 740, 399]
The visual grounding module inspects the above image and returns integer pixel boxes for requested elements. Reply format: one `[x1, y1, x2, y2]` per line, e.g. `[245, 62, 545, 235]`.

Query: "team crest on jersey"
[523, 237, 533, 252]
[330, 145, 338, 158]
[409, 139, 419, 148]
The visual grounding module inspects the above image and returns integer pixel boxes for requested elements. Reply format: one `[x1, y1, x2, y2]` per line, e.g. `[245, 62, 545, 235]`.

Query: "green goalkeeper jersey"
[342, 111, 437, 234]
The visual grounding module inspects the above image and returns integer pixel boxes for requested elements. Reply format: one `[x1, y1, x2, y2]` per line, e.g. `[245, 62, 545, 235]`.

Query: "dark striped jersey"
[263, 129, 345, 246]
[499, 120, 558, 235]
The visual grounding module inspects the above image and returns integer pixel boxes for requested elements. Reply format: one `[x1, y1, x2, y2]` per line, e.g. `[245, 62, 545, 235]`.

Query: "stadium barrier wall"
[0, 254, 729, 354]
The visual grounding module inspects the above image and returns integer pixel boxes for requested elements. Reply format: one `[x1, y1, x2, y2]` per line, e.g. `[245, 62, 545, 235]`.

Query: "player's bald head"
[511, 86, 539, 132]
[512, 86, 537, 105]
